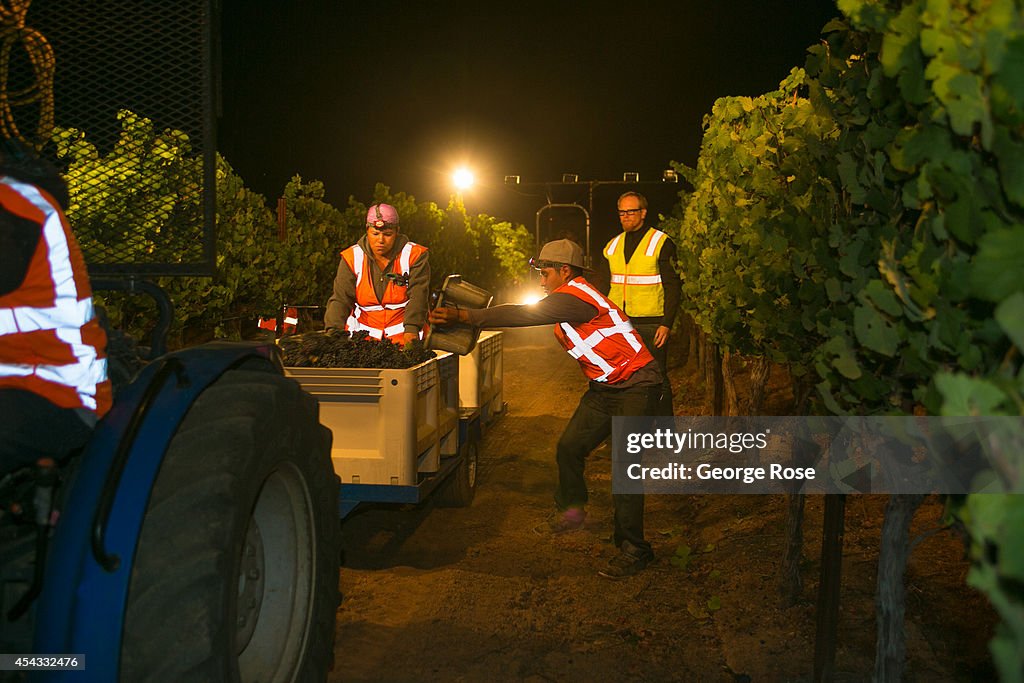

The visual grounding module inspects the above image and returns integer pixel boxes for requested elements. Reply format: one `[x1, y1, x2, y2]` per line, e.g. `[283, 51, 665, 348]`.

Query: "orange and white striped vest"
[0, 177, 112, 416]
[552, 277, 653, 384]
[603, 227, 668, 317]
[258, 306, 299, 335]
[341, 241, 427, 343]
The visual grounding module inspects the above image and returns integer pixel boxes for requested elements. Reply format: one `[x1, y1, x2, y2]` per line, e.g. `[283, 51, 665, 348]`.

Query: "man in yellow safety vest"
[600, 191, 680, 416]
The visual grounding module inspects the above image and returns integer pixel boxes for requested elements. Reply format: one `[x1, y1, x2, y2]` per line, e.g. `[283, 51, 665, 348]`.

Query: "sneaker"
[534, 507, 586, 535]
[598, 540, 653, 579]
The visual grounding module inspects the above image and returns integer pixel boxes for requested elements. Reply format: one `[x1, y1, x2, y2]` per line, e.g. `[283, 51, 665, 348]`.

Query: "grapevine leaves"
[935, 373, 1008, 416]
[665, 68, 836, 374]
[62, 113, 529, 345]
[970, 227, 1024, 303]
[854, 304, 899, 357]
[995, 292, 1024, 352]
[819, 2, 1024, 672]
[682, 1, 1024, 671]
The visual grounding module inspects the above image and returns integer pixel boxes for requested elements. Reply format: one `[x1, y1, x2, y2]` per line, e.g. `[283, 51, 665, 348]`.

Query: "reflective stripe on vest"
[0, 178, 111, 415]
[552, 277, 651, 384]
[603, 227, 667, 318]
[609, 273, 662, 285]
[351, 244, 366, 288]
[398, 242, 413, 276]
[645, 230, 666, 256]
[345, 319, 419, 341]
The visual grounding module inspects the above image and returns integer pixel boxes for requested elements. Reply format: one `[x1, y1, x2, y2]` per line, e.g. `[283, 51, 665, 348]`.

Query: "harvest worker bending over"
[0, 141, 111, 476]
[429, 239, 660, 579]
[325, 203, 430, 345]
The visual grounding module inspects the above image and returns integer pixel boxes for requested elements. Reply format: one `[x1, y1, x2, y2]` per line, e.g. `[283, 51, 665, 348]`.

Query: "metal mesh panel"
[11, 0, 217, 275]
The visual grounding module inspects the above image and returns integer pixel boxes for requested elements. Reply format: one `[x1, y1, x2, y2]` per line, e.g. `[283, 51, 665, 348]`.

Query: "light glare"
[453, 167, 475, 190]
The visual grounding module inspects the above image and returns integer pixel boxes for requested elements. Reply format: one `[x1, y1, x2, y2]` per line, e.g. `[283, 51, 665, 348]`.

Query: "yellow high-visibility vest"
[603, 227, 667, 318]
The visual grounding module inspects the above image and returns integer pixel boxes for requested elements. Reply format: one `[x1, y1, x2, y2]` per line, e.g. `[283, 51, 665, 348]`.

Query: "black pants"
[632, 321, 674, 417]
[0, 388, 94, 476]
[555, 382, 659, 554]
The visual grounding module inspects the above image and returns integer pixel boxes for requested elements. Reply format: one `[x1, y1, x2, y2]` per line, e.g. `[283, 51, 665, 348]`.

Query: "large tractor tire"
[120, 368, 341, 682]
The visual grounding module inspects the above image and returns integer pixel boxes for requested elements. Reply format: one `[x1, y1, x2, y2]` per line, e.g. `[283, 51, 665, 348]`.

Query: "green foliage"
[474, 212, 535, 289]
[56, 110, 205, 268]
[276, 175, 361, 311]
[670, 0, 1024, 671]
[663, 69, 840, 372]
[60, 113, 529, 347]
[829, 3, 1024, 674]
[160, 156, 279, 342]
[809, 7, 1024, 669]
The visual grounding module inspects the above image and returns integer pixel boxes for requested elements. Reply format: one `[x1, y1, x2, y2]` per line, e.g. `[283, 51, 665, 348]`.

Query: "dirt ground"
[330, 327, 996, 682]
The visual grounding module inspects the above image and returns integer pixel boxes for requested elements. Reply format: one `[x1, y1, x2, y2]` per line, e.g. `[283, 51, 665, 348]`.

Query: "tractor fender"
[33, 341, 281, 680]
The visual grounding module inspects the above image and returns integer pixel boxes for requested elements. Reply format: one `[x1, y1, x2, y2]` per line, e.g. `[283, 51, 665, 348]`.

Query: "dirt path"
[330, 328, 994, 682]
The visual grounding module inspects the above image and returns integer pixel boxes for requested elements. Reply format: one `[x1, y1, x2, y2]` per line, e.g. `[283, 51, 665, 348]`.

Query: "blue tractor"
[0, 2, 341, 680]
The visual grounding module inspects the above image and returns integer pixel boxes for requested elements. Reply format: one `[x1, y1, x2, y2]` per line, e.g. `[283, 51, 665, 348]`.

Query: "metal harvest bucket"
[426, 275, 493, 355]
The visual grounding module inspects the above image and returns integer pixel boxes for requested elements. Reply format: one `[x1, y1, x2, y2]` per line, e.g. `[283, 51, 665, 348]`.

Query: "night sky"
[219, 1, 840, 237]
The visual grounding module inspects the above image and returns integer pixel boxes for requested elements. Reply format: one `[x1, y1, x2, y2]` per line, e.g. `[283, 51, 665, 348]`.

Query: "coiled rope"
[0, 0, 54, 147]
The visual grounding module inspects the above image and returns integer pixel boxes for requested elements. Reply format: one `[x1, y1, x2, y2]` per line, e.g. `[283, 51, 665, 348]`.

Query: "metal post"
[535, 203, 590, 257]
[814, 494, 846, 682]
[587, 182, 594, 266]
[276, 197, 287, 240]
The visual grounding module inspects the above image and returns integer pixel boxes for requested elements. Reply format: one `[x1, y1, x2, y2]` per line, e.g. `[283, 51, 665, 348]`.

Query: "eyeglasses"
[617, 208, 643, 216]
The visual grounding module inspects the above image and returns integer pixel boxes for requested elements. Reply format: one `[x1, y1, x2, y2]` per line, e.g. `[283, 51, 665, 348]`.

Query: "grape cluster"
[279, 329, 435, 369]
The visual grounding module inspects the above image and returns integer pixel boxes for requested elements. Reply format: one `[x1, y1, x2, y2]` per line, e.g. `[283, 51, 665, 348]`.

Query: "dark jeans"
[555, 382, 659, 554]
[0, 388, 94, 476]
[633, 321, 674, 417]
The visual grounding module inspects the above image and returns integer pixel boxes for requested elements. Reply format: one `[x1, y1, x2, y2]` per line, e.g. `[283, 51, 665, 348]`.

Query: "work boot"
[534, 507, 586, 535]
[598, 540, 653, 579]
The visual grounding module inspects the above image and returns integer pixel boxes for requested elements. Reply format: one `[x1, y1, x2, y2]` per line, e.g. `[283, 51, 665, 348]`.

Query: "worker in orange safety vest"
[430, 239, 659, 579]
[258, 306, 299, 336]
[0, 141, 111, 476]
[324, 203, 430, 345]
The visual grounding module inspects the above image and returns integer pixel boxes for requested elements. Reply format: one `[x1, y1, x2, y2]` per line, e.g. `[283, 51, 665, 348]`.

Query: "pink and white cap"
[366, 203, 400, 229]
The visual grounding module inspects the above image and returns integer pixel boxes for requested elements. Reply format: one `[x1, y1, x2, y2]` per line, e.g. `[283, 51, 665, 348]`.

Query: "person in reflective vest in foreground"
[429, 239, 659, 579]
[325, 203, 430, 345]
[0, 141, 111, 476]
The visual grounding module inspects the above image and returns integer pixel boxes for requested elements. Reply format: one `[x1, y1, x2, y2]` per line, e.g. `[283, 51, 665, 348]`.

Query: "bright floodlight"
[453, 167, 475, 190]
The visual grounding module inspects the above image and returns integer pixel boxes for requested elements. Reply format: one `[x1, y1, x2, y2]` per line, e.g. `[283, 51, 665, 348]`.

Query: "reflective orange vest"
[0, 178, 112, 416]
[341, 241, 427, 343]
[258, 306, 298, 335]
[603, 227, 668, 317]
[552, 276, 653, 384]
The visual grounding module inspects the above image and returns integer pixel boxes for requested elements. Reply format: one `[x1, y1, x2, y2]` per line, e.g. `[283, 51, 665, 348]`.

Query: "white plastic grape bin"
[286, 352, 459, 486]
[458, 330, 504, 423]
